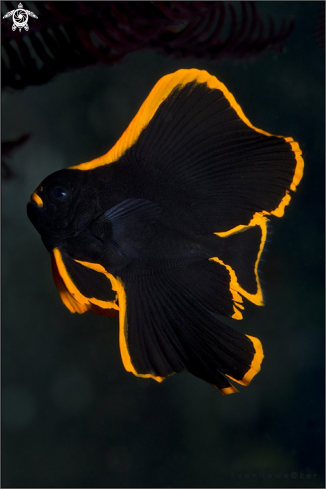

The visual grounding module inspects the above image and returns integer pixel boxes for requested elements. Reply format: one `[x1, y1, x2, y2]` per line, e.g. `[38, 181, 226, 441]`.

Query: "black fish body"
[27, 69, 304, 394]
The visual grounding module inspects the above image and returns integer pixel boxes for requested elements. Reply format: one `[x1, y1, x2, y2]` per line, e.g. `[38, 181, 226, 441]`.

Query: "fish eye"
[48, 184, 70, 202]
[54, 187, 66, 198]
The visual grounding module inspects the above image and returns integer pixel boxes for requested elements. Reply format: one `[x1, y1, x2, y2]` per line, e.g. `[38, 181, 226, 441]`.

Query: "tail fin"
[117, 259, 264, 394]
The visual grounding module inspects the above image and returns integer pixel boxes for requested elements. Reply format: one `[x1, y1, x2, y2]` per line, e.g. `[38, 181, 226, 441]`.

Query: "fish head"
[27, 168, 100, 251]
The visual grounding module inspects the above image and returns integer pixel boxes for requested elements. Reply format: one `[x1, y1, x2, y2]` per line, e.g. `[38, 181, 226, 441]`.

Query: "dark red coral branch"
[1, 1, 295, 90]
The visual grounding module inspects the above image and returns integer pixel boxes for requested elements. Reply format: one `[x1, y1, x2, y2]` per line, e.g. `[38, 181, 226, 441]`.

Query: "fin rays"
[121, 267, 263, 393]
[29, 69, 304, 393]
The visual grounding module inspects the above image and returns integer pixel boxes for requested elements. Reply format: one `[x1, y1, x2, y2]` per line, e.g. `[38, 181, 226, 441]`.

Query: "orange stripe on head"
[30, 192, 43, 207]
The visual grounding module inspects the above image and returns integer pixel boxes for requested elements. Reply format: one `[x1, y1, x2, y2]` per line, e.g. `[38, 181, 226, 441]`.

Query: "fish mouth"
[30, 192, 44, 208]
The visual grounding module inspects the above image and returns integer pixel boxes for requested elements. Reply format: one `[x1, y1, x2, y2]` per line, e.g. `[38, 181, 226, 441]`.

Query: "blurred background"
[2, 2, 325, 487]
